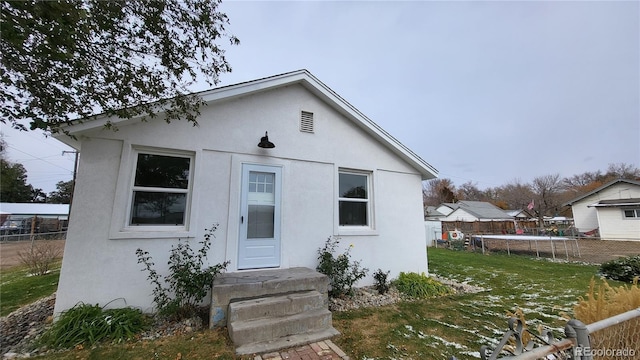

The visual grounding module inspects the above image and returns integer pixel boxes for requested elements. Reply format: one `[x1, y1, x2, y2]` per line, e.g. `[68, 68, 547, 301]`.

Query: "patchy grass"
[34, 329, 238, 360]
[332, 248, 618, 360]
[3, 248, 624, 360]
[0, 261, 61, 316]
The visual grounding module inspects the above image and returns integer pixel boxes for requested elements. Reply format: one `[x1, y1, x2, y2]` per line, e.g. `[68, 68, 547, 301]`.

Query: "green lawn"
[1, 248, 614, 360]
[0, 262, 61, 316]
[333, 248, 612, 360]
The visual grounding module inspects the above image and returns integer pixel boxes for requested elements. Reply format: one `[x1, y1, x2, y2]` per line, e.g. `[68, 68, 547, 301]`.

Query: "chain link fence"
[587, 313, 640, 360]
[473, 308, 640, 360]
[440, 237, 640, 264]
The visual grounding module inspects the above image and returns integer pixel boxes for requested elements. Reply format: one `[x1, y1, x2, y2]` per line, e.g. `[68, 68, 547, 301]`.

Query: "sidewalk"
[254, 340, 350, 360]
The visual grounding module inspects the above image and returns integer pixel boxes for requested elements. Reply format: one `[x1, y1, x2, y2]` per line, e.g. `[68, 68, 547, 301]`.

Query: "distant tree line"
[423, 162, 640, 220]
[0, 139, 73, 203]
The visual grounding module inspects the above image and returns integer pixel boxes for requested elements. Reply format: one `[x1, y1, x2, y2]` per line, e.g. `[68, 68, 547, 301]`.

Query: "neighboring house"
[424, 206, 445, 220]
[441, 201, 513, 222]
[52, 70, 438, 314]
[564, 179, 640, 241]
[435, 203, 457, 216]
[505, 209, 534, 219]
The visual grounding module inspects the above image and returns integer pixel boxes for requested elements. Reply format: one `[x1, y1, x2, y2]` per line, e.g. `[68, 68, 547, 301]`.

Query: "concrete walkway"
[254, 340, 350, 360]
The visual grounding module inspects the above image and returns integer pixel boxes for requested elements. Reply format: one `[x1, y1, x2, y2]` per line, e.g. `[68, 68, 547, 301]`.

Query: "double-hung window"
[129, 151, 192, 226]
[623, 208, 640, 219]
[338, 170, 371, 227]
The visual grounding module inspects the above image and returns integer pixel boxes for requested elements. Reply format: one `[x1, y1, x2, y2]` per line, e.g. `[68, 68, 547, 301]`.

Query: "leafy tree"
[0, 138, 45, 202]
[422, 178, 457, 207]
[48, 180, 74, 204]
[562, 171, 605, 196]
[1, 158, 35, 202]
[1, 0, 239, 134]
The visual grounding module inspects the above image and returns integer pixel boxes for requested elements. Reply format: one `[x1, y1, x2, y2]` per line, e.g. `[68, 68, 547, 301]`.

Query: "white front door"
[238, 164, 282, 269]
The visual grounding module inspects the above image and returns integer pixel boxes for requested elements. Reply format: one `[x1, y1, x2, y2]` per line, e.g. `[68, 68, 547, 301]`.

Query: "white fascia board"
[53, 69, 439, 179]
[296, 72, 438, 180]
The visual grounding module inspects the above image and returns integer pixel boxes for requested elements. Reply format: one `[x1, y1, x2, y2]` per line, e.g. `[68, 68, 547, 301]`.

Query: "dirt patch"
[0, 240, 65, 269]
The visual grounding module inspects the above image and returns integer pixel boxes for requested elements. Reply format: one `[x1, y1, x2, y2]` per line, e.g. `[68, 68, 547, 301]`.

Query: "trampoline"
[474, 234, 581, 260]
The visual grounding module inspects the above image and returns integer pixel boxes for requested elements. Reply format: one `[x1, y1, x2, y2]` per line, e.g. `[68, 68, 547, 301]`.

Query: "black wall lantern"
[257, 131, 275, 148]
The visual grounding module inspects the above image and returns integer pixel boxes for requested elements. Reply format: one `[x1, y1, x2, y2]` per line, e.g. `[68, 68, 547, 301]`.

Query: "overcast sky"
[1, 0, 638, 194]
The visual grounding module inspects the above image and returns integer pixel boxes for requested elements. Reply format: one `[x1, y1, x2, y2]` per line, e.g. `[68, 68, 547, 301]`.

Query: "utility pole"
[62, 151, 79, 222]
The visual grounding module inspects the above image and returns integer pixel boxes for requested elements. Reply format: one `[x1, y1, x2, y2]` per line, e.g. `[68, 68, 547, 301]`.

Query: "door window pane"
[249, 172, 274, 194]
[247, 205, 275, 238]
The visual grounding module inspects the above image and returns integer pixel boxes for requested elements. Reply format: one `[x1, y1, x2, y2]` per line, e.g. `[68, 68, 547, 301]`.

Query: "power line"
[5, 144, 74, 173]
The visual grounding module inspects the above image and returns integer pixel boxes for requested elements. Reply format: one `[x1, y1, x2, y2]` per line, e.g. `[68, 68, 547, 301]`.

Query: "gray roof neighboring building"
[448, 200, 513, 220]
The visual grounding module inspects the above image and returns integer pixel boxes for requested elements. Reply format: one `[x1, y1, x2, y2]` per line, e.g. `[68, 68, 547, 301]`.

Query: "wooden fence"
[441, 220, 538, 235]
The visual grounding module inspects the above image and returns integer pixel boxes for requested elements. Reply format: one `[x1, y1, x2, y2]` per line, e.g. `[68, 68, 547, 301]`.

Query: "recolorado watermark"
[575, 346, 636, 358]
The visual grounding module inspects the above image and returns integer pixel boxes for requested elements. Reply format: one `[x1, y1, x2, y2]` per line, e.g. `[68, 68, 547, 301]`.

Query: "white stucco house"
[52, 70, 438, 314]
[564, 179, 640, 241]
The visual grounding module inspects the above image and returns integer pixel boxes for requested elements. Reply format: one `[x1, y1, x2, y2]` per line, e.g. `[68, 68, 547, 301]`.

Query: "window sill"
[337, 227, 379, 236]
[110, 228, 195, 240]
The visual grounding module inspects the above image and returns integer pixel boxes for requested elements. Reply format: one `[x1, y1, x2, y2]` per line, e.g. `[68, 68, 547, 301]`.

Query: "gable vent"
[300, 111, 314, 133]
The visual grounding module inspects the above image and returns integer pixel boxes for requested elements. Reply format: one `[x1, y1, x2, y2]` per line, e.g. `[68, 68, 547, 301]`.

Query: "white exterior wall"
[424, 220, 442, 246]
[54, 84, 429, 314]
[571, 183, 640, 232]
[596, 208, 640, 241]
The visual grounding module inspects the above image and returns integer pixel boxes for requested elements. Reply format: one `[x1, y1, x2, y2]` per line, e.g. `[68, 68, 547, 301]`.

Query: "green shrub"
[392, 272, 453, 298]
[317, 236, 368, 298]
[600, 255, 640, 283]
[373, 268, 390, 295]
[41, 303, 149, 349]
[136, 224, 229, 320]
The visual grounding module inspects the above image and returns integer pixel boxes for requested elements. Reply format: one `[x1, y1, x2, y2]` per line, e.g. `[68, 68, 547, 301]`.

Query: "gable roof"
[424, 206, 445, 218]
[564, 179, 640, 206]
[505, 209, 533, 218]
[55, 69, 438, 180]
[439, 200, 513, 220]
[454, 201, 513, 220]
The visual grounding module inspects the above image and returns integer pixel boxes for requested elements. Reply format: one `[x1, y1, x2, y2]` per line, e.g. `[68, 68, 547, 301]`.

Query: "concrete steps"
[210, 267, 339, 355]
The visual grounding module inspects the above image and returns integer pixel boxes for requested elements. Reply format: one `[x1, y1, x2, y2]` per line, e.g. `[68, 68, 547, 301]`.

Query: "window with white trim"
[623, 208, 640, 219]
[338, 170, 371, 226]
[129, 151, 193, 226]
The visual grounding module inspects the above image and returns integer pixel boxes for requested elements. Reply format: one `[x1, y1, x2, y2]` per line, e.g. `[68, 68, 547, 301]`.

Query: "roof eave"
[52, 70, 439, 179]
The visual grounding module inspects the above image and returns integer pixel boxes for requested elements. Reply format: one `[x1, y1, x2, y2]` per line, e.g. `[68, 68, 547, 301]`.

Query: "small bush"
[17, 241, 62, 275]
[373, 269, 390, 295]
[599, 255, 640, 283]
[317, 236, 368, 298]
[41, 303, 149, 349]
[136, 224, 229, 320]
[392, 272, 453, 298]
